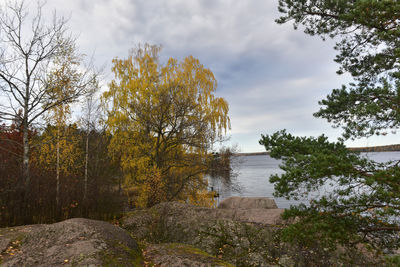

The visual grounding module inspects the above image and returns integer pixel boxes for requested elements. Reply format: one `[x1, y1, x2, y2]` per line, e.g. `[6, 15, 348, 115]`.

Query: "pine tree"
[260, 0, 400, 255]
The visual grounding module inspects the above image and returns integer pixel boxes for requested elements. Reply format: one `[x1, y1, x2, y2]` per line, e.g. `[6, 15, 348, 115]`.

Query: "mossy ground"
[385, 254, 400, 267]
[100, 240, 143, 266]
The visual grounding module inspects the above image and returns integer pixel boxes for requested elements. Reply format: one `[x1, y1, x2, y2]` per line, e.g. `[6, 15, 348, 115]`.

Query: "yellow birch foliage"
[35, 124, 83, 176]
[33, 42, 84, 181]
[103, 44, 230, 208]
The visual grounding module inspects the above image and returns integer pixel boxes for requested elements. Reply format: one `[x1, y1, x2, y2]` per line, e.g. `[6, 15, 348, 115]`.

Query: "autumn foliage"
[0, 45, 231, 226]
[0, 2, 230, 227]
[103, 44, 230, 208]
[0, 123, 123, 226]
[0, 44, 232, 226]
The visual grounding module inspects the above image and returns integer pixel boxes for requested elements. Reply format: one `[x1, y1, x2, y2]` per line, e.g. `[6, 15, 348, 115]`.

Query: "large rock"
[121, 201, 381, 267]
[122, 201, 284, 249]
[0, 218, 142, 266]
[122, 201, 285, 266]
[122, 202, 284, 242]
[218, 197, 278, 209]
[144, 243, 234, 267]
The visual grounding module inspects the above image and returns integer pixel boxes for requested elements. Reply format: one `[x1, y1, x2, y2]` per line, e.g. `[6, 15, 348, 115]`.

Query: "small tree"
[259, 0, 400, 256]
[35, 123, 83, 217]
[103, 44, 230, 208]
[80, 83, 101, 208]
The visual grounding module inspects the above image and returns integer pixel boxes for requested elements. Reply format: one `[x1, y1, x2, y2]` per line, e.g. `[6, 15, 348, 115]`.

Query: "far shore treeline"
[238, 144, 400, 156]
[348, 144, 400, 152]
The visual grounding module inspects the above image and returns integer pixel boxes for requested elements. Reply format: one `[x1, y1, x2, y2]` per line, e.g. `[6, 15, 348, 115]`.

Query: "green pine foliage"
[260, 0, 400, 255]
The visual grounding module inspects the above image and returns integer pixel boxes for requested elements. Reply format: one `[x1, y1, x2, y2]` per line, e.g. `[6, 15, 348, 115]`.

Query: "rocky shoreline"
[0, 197, 285, 266]
[0, 197, 388, 266]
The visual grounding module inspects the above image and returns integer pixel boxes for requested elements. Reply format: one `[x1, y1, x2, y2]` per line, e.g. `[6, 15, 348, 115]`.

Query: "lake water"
[209, 151, 400, 209]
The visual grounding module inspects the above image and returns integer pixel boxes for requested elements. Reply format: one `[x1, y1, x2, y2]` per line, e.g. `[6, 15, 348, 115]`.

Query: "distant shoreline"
[348, 144, 400, 152]
[234, 152, 269, 156]
[237, 144, 400, 156]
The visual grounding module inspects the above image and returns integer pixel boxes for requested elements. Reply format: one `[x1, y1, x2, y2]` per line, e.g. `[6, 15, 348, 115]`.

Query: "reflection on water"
[209, 151, 400, 209]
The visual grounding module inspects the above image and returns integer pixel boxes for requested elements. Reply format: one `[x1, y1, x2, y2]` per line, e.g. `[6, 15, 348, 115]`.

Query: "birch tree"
[0, 1, 96, 191]
[81, 84, 100, 205]
[36, 123, 83, 216]
[43, 41, 95, 212]
[103, 44, 230, 207]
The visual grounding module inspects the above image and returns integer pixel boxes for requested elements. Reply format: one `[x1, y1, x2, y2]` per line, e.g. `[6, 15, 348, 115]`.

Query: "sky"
[35, 0, 398, 152]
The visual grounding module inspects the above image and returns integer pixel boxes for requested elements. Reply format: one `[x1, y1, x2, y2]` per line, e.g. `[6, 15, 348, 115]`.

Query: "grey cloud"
[39, 0, 391, 152]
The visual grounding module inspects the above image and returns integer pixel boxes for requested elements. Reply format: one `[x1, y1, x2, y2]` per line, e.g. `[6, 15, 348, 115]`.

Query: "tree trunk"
[56, 125, 60, 215]
[22, 111, 30, 223]
[84, 128, 89, 203]
[22, 122, 30, 187]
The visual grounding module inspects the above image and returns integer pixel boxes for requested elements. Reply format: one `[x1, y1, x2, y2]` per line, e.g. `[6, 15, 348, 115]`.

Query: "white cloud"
[27, 0, 396, 152]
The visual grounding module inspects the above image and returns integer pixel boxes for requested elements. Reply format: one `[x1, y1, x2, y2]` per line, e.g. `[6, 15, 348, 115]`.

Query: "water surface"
[209, 151, 400, 209]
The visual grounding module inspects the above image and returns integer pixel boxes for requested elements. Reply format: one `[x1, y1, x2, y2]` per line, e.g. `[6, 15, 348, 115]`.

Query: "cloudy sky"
[39, 0, 396, 152]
